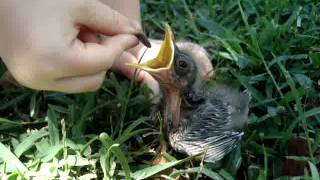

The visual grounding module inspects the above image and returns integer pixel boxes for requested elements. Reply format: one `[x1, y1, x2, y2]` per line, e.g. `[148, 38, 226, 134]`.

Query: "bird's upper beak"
[127, 24, 181, 128]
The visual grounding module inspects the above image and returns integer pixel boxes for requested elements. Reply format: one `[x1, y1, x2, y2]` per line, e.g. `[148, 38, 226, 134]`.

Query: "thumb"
[75, 0, 141, 36]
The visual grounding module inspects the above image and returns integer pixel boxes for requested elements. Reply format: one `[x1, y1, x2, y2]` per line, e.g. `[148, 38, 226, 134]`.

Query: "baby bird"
[128, 25, 250, 162]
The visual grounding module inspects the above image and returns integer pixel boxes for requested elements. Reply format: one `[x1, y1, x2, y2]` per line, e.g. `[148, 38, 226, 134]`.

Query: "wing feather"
[169, 99, 244, 162]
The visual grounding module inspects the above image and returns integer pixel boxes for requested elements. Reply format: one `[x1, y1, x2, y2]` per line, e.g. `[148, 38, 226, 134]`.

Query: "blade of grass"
[99, 133, 130, 180]
[131, 155, 197, 180]
[262, 143, 268, 179]
[61, 118, 68, 172]
[237, 0, 284, 98]
[277, 61, 315, 163]
[305, 107, 320, 118]
[14, 129, 48, 158]
[116, 128, 151, 145]
[0, 118, 22, 125]
[40, 144, 63, 162]
[0, 92, 30, 111]
[80, 136, 99, 156]
[99, 146, 109, 179]
[117, 47, 148, 137]
[182, 0, 199, 34]
[0, 142, 28, 173]
[121, 117, 148, 136]
[46, 108, 60, 146]
[169, 167, 224, 180]
[29, 92, 37, 118]
[48, 104, 68, 114]
[73, 93, 96, 139]
[308, 161, 320, 180]
[108, 145, 131, 180]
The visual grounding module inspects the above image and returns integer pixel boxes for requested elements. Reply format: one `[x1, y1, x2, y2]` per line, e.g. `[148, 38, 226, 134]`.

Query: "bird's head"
[127, 24, 203, 127]
[128, 24, 198, 92]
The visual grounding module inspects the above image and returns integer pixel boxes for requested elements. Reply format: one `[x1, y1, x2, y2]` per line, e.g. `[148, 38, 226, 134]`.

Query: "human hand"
[0, 0, 140, 93]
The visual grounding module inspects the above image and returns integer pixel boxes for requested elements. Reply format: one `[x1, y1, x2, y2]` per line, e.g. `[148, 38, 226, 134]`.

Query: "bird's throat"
[163, 89, 181, 129]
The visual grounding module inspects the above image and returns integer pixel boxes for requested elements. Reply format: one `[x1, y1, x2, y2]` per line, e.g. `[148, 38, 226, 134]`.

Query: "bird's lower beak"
[127, 24, 181, 128]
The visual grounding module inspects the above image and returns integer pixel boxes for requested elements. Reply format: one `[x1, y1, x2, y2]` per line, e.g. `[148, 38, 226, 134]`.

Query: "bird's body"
[168, 83, 249, 162]
[128, 24, 250, 162]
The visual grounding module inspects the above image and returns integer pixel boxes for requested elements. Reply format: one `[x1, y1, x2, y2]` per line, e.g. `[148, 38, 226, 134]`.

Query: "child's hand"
[0, 0, 140, 93]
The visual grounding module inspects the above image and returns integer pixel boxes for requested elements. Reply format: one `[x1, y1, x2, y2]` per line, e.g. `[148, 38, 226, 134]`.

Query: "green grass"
[1, 0, 320, 179]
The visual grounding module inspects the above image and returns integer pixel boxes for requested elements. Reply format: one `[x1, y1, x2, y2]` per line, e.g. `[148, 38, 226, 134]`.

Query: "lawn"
[1, 0, 320, 179]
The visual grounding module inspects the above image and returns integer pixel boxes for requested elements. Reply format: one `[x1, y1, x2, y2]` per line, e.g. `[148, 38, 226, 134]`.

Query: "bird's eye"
[178, 60, 187, 68]
[176, 58, 188, 69]
[174, 56, 190, 76]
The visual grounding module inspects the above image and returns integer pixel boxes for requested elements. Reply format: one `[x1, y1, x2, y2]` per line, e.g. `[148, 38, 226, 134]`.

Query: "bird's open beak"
[127, 24, 174, 74]
[126, 23, 176, 85]
[127, 24, 181, 128]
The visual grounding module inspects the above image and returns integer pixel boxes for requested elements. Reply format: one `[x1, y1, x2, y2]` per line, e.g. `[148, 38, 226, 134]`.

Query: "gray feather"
[168, 85, 249, 162]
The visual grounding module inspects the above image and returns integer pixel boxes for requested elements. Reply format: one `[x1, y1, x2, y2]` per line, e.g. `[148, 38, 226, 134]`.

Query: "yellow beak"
[127, 24, 175, 72]
[127, 24, 182, 128]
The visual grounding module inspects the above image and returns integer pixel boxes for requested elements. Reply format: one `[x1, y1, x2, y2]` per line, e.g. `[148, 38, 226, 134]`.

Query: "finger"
[111, 52, 160, 97]
[62, 34, 138, 77]
[110, 52, 137, 79]
[111, 51, 148, 83]
[76, 0, 141, 36]
[140, 72, 160, 99]
[54, 71, 106, 93]
[78, 27, 100, 43]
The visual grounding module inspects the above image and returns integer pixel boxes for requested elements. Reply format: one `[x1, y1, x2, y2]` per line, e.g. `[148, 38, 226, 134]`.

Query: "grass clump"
[1, 0, 320, 179]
